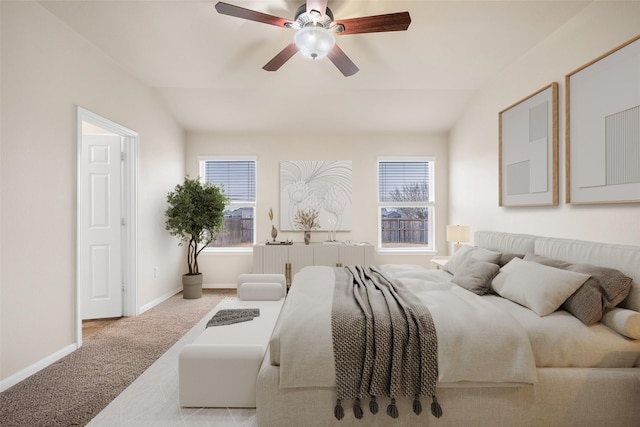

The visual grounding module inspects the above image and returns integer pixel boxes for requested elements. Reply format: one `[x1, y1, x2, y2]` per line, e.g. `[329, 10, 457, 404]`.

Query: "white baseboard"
[138, 287, 182, 314]
[203, 283, 237, 289]
[0, 289, 178, 391]
[138, 285, 234, 314]
[1, 286, 234, 392]
[0, 343, 77, 392]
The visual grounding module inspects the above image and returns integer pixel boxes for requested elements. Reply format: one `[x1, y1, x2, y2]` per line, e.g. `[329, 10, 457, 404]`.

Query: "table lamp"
[446, 225, 470, 252]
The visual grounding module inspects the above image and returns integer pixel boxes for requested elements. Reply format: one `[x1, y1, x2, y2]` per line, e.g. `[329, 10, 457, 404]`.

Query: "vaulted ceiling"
[40, 0, 591, 134]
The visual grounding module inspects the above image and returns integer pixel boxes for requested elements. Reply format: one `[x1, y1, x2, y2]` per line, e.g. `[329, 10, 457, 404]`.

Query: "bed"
[256, 231, 640, 426]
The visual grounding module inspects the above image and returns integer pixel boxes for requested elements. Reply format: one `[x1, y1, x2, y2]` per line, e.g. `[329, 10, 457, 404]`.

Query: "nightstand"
[431, 257, 450, 270]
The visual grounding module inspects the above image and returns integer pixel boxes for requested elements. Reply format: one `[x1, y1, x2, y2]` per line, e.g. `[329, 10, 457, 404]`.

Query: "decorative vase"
[182, 273, 203, 299]
[304, 230, 311, 245]
[271, 225, 278, 242]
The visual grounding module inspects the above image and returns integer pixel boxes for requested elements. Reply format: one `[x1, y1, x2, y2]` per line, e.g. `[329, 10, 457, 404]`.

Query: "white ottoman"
[237, 273, 286, 300]
[179, 275, 286, 408]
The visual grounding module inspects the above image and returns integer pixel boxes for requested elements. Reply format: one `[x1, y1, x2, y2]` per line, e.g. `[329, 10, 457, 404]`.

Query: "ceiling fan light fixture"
[294, 25, 335, 60]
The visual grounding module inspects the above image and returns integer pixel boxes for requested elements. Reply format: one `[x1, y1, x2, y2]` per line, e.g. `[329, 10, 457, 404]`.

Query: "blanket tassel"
[413, 394, 422, 415]
[386, 398, 399, 419]
[353, 398, 364, 419]
[334, 399, 344, 420]
[431, 396, 443, 418]
[369, 396, 379, 414]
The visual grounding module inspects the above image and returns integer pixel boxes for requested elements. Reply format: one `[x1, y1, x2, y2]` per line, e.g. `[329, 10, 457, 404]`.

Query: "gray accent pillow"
[471, 247, 502, 264]
[563, 264, 633, 325]
[452, 258, 500, 295]
[444, 245, 474, 274]
[445, 245, 502, 275]
[498, 252, 524, 267]
[523, 253, 571, 269]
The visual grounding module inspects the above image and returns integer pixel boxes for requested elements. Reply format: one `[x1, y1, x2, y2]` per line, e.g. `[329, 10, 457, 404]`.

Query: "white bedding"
[381, 264, 640, 368]
[273, 265, 538, 390]
[484, 295, 640, 368]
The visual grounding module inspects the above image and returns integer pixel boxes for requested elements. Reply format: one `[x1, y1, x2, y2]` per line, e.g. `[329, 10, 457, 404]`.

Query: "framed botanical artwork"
[499, 82, 558, 207]
[279, 160, 353, 232]
[566, 35, 640, 204]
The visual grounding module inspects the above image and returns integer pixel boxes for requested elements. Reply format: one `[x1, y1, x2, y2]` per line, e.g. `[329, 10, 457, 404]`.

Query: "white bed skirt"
[257, 352, 640, 426]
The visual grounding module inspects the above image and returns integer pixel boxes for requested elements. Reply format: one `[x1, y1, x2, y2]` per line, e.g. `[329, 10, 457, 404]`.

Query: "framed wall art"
[499, 82, 558, 207]
[280, 160, 353, 231]
[566, 35, 640, 204]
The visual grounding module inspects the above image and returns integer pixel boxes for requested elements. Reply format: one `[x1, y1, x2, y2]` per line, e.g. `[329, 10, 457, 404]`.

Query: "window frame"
[377, 156, 436, 253]
[198, 155, 257, 253]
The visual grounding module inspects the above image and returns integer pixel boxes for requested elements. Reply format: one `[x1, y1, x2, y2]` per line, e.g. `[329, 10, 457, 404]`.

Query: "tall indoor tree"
[165, 176, 229, 298]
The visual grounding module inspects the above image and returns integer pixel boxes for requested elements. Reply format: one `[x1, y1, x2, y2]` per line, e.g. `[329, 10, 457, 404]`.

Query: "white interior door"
[81, 134, 123, 319]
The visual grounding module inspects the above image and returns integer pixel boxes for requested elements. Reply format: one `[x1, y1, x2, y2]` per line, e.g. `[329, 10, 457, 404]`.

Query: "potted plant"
[165, 176, 229, 298]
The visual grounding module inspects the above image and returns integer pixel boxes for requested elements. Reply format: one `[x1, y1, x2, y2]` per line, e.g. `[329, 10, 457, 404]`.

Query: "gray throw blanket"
[206, 308, 260, 328]
[331, 266, 442, 420]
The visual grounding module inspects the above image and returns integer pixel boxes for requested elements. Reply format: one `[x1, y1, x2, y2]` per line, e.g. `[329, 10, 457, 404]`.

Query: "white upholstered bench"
[179, 274, 286, 408]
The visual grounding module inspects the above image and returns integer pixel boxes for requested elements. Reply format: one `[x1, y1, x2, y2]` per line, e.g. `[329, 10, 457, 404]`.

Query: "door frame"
[76, 106, 139, 348]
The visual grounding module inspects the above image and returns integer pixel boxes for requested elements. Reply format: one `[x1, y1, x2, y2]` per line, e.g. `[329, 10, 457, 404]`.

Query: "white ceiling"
[40, 0, 591, 134]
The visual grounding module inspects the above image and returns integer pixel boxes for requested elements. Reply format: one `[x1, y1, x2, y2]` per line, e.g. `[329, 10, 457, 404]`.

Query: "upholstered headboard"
[475, 231, 537, 255]
[474, 231, 640, 312]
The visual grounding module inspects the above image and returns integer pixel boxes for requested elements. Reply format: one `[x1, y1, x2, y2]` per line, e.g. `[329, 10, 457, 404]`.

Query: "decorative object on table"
[294, 208, 320, 245]
[280, 160, 352, 233]
[499, 82, 558, 207]
[268, 208, 278, 242]
[326, 216, 337, 242]
[566, 35, 640, 204]
[446, 225, 470, 253]
[165, 176, 229, 298]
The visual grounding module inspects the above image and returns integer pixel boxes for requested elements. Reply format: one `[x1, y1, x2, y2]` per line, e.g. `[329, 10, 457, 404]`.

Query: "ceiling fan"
[215, 0, 411, 76]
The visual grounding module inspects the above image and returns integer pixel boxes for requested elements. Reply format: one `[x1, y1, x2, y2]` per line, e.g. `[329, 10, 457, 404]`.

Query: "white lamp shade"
[446, 225, 470, 243]
[294, 26, 335, 59]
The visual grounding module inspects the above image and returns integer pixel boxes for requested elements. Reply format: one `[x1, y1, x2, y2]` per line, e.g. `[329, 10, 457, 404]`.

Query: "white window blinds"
[378, 161, 430, 202]
[202, 160, 256, 203]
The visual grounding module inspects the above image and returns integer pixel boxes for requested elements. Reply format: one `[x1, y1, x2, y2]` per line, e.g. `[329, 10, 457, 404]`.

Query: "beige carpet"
[0, 289, 235, 427]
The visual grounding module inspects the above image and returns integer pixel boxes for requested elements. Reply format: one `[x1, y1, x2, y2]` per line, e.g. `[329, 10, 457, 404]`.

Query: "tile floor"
[87, 300, 257, 427]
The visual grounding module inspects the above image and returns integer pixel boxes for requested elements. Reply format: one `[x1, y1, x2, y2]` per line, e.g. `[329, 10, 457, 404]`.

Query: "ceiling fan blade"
[263, 42, 299, 71]
[333, 11, 411, 35]
[306, 0, 328, 16]
[215, 2, 293, 28]
[327, 44, 359, 77]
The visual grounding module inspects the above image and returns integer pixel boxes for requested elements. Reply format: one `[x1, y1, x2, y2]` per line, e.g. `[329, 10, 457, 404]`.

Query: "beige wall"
[186, 132, 450, 285]
[1, 2, 185, 383]
[3, 0, 639, 390]
[449, 2, 640, 246]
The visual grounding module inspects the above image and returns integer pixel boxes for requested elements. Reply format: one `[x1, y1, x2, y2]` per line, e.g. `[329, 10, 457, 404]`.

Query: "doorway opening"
[76, 107, 138, 348]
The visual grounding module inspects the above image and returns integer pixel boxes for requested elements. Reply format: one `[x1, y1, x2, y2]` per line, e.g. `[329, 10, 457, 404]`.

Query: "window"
[378, 158, 435, 251]
[199, 157, 256, 250]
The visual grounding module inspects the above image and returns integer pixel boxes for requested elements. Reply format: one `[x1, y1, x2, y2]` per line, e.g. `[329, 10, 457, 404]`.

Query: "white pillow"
[601, 308, 640, 339]
[492, 258, 590, 316]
